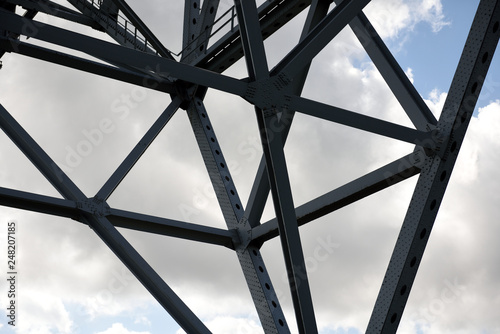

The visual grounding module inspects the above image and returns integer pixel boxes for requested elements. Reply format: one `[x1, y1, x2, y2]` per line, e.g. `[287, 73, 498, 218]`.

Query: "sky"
[0, 0, 499, 334]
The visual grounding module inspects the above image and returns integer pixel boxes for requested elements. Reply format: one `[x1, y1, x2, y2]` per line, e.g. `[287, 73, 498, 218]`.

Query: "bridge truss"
[0, 0, 499, 333]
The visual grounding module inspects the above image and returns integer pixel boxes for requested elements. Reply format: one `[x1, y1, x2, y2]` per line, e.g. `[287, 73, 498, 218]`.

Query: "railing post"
[231, 6, 235, 31]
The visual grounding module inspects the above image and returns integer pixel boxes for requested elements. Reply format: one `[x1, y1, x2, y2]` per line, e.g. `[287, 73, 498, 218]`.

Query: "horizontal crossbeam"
[107, 209, 235, 249]
[0, 187, 78, 219]
[288, 95, 434, 145]
[0, 102, 213, 334]
[0, 186, 234, 248]
[252, 152, 422, 244]
[0, 10, 248, 96]
[0, 38, 177, 94]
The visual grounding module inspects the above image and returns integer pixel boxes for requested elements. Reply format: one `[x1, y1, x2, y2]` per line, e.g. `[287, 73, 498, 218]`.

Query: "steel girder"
[0, 1, 499, 334]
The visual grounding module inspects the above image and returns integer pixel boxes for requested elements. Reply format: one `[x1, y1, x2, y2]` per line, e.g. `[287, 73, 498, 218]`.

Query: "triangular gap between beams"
[107, 105, 226, 230]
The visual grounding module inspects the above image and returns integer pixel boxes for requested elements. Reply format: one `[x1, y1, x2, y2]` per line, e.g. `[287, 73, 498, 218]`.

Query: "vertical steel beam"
[256, 109, 318, 334]
[366, 1, 500, 332]
[182, 0, 220, 64]
[234, 0, 269, 79]
[196, 0, 220, 55]
[243, 0, 331, 229]
[0, 103, 212, 334]
[234, 1, 318, 332]
[186, 97, 291, 333]
[182, 0, 201, 59]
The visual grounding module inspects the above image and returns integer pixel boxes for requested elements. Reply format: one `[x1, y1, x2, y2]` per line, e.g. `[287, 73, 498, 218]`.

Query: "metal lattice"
[0, 0, 499, 333]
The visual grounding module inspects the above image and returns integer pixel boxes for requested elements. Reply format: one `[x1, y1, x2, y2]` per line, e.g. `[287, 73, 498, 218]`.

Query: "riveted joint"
[174, 80, 194, 110]
[233, 222, 252, 251]
[244, 77, 289, 112]
[76, 197, 111, 219]
[417, 125, 448, 157]
[271, 72, 292, 91]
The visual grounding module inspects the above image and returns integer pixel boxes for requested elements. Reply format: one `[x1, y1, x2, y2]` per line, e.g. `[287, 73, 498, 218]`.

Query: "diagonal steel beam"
[366, 1, 500, 332]
[237, 1, 318, 331]
[107, 208, 235, 249]
[252, 152, 423, 244]
[234, 0, 270, 79]
[0, 10, 248, 96]
[270, 0, 371, 80]
[0, 102, 212, 334]
[6, 0, 95, 26]
[256, 110, 318, 334]
[186, 96, 290, 333]
[79, 213, 212, 334]
[0, 187, 78, 219]
[181, 0, 219, 63]
[0, 104, 84, 200]
[96, 97, 182, 200]
[333, 0, 437, 130]
[182, 0, 200, 55]
[0, 187, 235, 249]
[243, 0, 351, 229]
[0, 38, 177, 94]
[288, 95, 434, 145]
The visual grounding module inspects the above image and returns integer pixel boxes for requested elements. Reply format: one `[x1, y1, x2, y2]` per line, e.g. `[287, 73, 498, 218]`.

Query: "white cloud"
[364, 0, 450, 40]
[13, 289, 74, 334]
[425, 88, 447, 117]
[397, 99, 500, 333]
[418, 0, 451, 32]
[0, 1, 498, 334]
[405, 67, 415, 84]
[94, 323, 150, 334]
[176, 316, 263, 334]
[134, 316, 152, 327]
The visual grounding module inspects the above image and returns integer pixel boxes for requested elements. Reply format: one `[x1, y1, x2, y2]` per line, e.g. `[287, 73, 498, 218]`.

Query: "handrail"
[175, 5, 237, 59]
[71, 0, 172, 56]
[69, 0, 239, 60]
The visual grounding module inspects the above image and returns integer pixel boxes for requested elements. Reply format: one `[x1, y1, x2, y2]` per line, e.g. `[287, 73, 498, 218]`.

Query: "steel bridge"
[0, 0, 499, 333]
